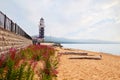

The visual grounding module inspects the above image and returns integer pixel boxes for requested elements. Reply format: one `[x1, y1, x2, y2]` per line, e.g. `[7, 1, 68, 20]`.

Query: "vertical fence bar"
[0, 12, 5, 28]
[18, 26, 20, 35]
[16, 24, 18, 34]
[11, 20, 13, 32]
[13, 23, 15, 33]
[15, 23, 16, 33]
[4, 15, 6, 29]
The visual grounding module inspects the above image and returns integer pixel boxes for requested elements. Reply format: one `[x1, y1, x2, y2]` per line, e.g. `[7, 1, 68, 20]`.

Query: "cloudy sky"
[0, 0, 120, 41]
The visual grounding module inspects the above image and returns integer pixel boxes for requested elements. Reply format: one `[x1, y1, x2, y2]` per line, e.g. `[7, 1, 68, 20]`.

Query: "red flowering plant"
[0, 44, 60, 80]
[9, 47, 17, 60]
[0, 47, 34, 80]
[0, 54, 6, 67]
[0, 54, 6, 78]
[40, 46, 62, 80]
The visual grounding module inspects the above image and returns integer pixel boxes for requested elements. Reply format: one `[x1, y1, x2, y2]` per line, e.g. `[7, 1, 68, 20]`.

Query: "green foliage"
[25, 64, 34, 80]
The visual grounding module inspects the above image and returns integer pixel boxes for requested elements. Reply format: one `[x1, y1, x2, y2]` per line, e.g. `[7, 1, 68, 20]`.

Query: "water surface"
[62, 44, 120, 56]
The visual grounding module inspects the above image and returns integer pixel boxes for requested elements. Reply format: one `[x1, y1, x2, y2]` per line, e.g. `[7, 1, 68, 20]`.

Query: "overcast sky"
[0, 0, 120, 41]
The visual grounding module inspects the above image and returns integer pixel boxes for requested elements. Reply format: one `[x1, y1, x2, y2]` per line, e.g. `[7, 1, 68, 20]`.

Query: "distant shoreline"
[61, 47, 120, 57]
[41, 42, 120, 56]
[61, 43, 120, 56]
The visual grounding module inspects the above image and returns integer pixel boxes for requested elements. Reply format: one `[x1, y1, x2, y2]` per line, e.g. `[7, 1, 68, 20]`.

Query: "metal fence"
[0, 11, 31, 39]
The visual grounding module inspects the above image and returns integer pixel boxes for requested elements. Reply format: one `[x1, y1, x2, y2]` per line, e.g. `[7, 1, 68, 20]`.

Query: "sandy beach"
[56, 47, 120, 80]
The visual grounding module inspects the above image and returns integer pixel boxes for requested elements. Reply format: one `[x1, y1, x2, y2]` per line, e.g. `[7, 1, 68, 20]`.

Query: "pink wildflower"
[0, 54, 6, 67]
[33, 61, 38, 70]
[42, 52, 49, 59]
[9, 47, 17, 60]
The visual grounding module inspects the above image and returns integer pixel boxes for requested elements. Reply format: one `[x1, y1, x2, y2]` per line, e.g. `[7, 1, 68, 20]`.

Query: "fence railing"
[0, 11, 31, 39]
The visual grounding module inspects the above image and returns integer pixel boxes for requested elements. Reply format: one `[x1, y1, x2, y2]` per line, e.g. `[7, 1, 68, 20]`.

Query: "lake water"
[62, 44, 120, 56]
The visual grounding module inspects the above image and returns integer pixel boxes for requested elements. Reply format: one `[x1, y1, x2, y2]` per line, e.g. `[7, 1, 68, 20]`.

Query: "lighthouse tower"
[39, 18, 45, 42]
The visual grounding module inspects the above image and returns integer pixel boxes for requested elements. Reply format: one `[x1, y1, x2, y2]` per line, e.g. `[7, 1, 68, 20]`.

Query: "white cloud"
[102, 0, 119, 9]
[1, 0, 120, 41]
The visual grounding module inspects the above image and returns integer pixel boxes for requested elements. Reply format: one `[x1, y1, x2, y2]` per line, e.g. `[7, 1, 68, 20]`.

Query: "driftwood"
[69, 55, 102, 60]
[63, 52, 88, 55]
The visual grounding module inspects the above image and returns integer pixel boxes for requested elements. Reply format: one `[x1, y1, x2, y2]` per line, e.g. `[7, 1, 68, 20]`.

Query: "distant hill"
[32, 35, 120, 44]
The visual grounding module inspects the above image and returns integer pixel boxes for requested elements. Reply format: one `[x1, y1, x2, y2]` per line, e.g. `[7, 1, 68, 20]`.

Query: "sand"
[56, 47, 120, 80]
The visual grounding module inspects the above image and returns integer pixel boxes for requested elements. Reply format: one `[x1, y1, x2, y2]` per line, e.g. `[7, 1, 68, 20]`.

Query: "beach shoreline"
[55, 47, 120, 80]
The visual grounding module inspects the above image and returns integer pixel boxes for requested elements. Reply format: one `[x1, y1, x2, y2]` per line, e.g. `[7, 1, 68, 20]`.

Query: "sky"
[0, 0, 120, 41]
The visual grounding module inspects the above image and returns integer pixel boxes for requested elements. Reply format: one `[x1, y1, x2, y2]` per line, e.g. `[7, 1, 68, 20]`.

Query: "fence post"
[18, 26, 20, 34]
[11, 20, 13, 32]
[4, 15, 6, 29]
[15, 23, 16, 33]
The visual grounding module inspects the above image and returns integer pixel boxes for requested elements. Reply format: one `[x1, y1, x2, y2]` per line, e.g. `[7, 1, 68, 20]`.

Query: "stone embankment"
[0, 27, 32, 53]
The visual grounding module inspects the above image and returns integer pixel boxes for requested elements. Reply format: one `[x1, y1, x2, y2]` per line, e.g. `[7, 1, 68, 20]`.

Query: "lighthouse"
[39, 18, 45, 42]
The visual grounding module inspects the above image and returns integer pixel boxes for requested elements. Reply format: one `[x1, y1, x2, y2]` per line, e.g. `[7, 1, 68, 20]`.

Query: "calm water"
[62, 44, 120, 56]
